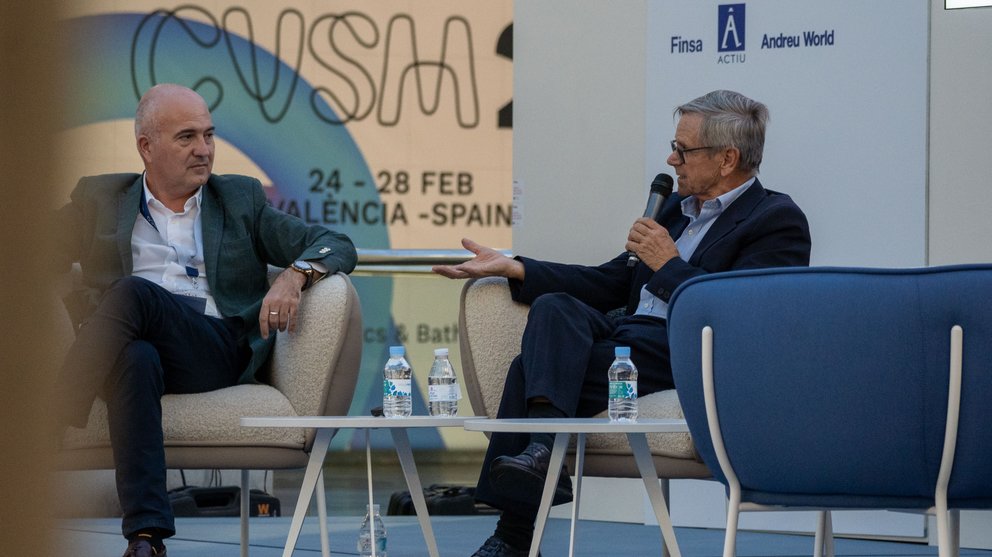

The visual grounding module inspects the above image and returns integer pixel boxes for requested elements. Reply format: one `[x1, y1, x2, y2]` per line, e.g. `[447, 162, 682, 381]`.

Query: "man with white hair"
[435, 91, 812, 557]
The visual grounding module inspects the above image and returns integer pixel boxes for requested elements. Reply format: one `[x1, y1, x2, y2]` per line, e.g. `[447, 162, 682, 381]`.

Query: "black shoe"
[471, 535, 538, 557]
[490, 442, 573, 506]
[122, 538, 167, 557]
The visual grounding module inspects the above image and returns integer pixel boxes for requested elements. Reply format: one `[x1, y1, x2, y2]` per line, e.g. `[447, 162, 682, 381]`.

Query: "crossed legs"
[471, 292, 674, 555]
[59, 276, 246, 538]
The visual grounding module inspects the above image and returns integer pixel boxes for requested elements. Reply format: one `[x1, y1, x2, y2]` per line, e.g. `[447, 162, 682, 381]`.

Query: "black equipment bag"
[168, 486, 281, 518]
[387, 484, 497, 516]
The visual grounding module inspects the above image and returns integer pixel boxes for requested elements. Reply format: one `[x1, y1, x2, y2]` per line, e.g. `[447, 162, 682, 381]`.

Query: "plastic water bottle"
[382, 346, 412, 418]
[357, 503, 387, 557]
[428, 348, 460, 416]
[608, 346, 638, 422]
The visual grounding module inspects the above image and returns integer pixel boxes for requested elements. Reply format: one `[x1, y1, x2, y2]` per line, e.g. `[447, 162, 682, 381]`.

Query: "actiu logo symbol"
[718, 4, 746, 52]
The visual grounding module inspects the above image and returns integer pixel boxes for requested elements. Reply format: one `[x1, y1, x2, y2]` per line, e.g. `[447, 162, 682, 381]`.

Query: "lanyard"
[139, 188, 200, 285]
[139, 187, 158, 231]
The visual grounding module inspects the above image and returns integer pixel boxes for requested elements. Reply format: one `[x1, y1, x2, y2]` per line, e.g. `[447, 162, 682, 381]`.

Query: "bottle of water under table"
[357, 503, 387, 557]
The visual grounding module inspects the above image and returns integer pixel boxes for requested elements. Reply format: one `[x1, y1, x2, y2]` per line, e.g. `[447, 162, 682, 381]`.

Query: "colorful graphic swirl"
[62, 11, 415, 444]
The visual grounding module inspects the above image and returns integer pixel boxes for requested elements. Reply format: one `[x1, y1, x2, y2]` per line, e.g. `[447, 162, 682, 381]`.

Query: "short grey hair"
[675, 90, 768, 173]
[134, 89, 160, 139]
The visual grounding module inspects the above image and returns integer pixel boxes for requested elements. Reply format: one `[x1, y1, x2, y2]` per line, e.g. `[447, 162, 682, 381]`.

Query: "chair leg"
[723, 489, 741, 557]
[241, 469, 250, 557]
[814, 511, 834, 557]
[949, 509, 960, 557]
[723, 496, 740, 557]
[824, 511, 835, 557]
[938, 508, 961, 557]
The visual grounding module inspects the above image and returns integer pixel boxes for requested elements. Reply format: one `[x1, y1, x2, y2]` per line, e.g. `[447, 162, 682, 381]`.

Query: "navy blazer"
[510, 179, 812, 316]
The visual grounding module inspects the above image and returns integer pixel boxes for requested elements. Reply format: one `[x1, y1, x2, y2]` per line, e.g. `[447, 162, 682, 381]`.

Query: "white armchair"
[55, 269, 363, 556]
[458, 277, 709, 482]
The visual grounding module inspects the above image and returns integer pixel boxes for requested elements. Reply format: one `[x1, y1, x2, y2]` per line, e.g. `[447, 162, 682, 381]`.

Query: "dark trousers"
[474, 292, 675, 516]
[59, 276, 247, 538]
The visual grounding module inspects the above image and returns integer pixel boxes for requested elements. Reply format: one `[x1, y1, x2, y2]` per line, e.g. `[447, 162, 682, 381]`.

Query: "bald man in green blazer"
[56, 84, 357, 557]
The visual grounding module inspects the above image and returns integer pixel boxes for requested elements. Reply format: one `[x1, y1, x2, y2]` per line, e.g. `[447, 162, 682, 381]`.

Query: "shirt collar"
[142, 172, 203, 212]
[681, 176, 757, 218]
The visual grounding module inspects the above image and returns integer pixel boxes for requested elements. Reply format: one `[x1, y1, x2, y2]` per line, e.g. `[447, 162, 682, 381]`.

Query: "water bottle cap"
[615, 346, 631, 357]
[434, 348, 449, 356]
[389, 346, 405, 357]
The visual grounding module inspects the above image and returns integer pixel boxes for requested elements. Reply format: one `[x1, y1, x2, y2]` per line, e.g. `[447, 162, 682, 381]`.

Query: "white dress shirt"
[131, 174, 220, 317]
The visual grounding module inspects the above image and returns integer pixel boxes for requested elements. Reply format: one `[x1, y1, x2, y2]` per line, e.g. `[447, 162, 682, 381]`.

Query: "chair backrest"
[459, 276, 530, 419]
[667, 265, 992, 509]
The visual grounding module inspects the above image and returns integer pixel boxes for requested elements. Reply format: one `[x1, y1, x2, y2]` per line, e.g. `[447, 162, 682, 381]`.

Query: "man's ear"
[136, 135, 152, 164]
[719, 147, 741, 177]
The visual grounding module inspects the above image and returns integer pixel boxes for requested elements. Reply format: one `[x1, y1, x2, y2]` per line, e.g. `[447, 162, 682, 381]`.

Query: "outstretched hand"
[432, 238, 524, 281]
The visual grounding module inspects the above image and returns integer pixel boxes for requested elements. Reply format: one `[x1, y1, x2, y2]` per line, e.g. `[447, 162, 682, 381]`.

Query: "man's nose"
[666, 151, 681, 166]
[192, 136, 211, 155]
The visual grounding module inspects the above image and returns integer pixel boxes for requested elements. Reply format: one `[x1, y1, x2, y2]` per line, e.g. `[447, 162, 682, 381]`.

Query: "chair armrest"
[458, 277, 530, 418]
[269, 272, 363, 417]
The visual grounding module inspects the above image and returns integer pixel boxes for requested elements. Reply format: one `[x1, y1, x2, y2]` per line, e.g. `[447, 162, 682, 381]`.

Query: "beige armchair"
[458, 276, 709, 491]
[56, 269, 363, 557]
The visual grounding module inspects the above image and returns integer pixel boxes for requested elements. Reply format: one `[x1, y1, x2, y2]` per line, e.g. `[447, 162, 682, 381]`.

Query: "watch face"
[294, 261, 313, 271]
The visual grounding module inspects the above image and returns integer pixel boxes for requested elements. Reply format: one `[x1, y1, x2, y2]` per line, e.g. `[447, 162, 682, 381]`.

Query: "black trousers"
[474, 292, 675, 516]
[59, 276, 247, 538]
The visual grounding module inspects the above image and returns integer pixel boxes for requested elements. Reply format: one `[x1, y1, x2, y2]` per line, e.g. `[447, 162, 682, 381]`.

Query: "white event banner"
[646, 0, 929, 267]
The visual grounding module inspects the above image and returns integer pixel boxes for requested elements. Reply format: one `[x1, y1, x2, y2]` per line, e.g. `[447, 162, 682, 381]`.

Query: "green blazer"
[57, 172, 358, 383]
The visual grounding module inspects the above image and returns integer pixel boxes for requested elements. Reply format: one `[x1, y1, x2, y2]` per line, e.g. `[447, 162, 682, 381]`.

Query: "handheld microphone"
[626, 173, 675, 267]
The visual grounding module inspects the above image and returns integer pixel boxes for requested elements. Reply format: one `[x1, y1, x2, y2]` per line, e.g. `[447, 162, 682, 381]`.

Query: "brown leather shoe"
[122, 538, 167, 557]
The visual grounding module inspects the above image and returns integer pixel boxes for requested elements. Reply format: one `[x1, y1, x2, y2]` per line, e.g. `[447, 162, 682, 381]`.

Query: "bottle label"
[357, 534, 387, 553]
[608, 380, 637, 400]
[428, 384, 461, 402]
[384, 378, 412, 398]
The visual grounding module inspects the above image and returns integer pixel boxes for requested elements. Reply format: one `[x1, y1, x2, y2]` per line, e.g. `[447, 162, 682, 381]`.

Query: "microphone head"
[650, 173, 674, 196]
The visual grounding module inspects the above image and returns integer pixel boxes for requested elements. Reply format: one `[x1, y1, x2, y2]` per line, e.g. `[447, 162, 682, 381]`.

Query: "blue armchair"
[667, 265, 992, 557]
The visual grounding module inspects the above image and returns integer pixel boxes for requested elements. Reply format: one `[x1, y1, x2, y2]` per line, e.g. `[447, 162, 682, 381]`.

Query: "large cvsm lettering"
[130, 6, 481, 128]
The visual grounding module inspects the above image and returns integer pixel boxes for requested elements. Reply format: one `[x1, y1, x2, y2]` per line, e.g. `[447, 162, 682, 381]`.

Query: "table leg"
[365, 429, 378, 557]
[530, 432, 570, 557]
[390, 428, 441, 557]
[626, 432, 682, 557]
[283, 427, 337, 557]
[568, 433, 586, 557]
[314, 470, 330, 557]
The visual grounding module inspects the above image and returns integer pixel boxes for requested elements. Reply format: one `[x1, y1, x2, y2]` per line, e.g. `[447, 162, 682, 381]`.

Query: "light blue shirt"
[633, 177, 756, 319]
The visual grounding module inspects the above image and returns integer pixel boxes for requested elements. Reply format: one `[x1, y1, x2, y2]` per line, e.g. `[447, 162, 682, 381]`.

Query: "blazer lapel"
[200, 179, 223, 280]
[688, 179, 765, 266]
[117, 177, 143, 274]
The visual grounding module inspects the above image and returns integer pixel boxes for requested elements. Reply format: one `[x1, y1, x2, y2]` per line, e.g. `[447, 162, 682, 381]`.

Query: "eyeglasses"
[670, 140, 713, 165]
